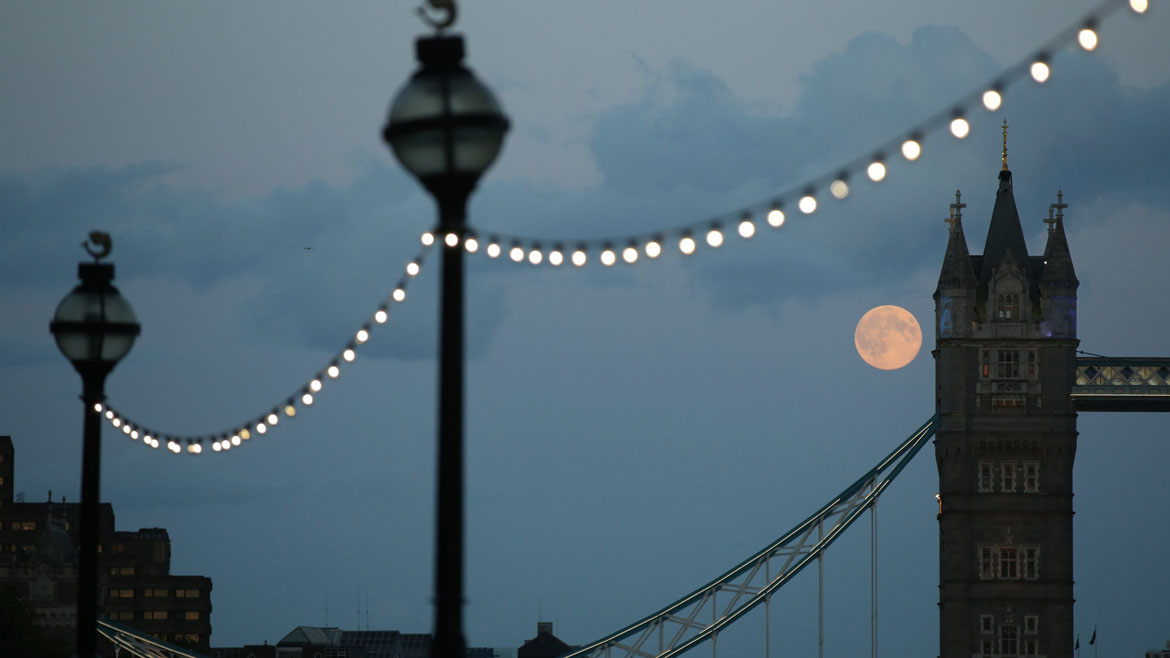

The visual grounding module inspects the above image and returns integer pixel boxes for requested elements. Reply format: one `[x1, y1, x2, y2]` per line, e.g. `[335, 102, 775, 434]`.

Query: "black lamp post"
[382, 18, 509, 658]
[49, 233, 140, 658]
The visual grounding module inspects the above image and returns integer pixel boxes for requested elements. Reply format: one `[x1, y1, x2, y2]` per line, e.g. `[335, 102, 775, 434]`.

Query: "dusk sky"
[2, 1, 1169, 655]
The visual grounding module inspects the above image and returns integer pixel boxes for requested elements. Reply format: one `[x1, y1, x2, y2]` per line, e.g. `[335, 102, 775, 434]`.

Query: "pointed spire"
[1043, 189, 1077, 284]
[1001, 118, 1009, 171]
[938, 190, 977, 289]
[979, 164, 1029, 287]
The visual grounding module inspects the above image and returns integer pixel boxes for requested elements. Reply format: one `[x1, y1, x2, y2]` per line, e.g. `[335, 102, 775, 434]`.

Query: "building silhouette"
[933, 152, 1078, 657]
[0, 435, 214, 653]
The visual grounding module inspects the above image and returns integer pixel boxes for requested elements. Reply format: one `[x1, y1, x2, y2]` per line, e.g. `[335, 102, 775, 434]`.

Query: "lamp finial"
[82, 232, 112, 262]
[418, 0, 456, 31]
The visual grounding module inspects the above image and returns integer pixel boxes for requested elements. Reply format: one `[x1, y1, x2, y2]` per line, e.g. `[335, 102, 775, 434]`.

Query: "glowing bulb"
[444, 232, 459, 248]
[231, 435, 241, 446]
[571, 250, 587, 266]
[1078, 28, 1098, 51]
[509, 246, 524, 262]
[799, 195, 817, 214]
[528, 249, 543, 265]
[256, 423, 267, 434]
[112, 418, 122, 428]
[1131, 0, 1148, 13]
[310, 378, 323, 392]
[144, 434, 153, 443]
[130, 430, 139, 440]
[267, 413, 279, 425]
[151, 438, 160, 449]
[221, 439, 231, 451]
[170, 442, 180, 454]
[706, 228, 724, 247]
[421, 232, 435, 246]
[867, 162, 886, 182]
[830, 180, 849, 200]
[192, 443, 202, 454]
[549, 249, 564, 266]
[375, 309, 388, 324]
[950, 117, 970, 139]
[122, 425, 131, 435]
[213, 442, 222, 452]
[105, 410, 114, 420]
[600, 248, 617, 266]
[327, 365, 340, 379]
[355, 329, 369, 344]
[679, 236, 696, 255]
[645, 240, 662, 258]
[94, 403, 103, 412]
[1030, 61, 1049, 83]
[622, 246, 638, 263]
[285, 405, 296, 417]
[343, 349, 355, 363]
[240, 429, 251, 440]
[982, 89, 1002, 111]
[738, 219, 756, 239]
[487, 242, 501, 258]
[302, 393, 314, 405]
[767, 209, 785, 227]
[406, 262, 420, 276]
[392, 288, 406, 302]
[464, 237, 479, 253]
[901, 139, 922, 161]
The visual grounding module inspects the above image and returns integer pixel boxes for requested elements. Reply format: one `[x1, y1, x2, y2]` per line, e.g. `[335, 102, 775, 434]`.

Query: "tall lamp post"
[50, 232, 140, 658]
[382, 7, 509, 658]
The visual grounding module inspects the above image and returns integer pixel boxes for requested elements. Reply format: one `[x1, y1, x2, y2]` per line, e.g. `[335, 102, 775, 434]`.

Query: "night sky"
[2, 1, 1169, 655]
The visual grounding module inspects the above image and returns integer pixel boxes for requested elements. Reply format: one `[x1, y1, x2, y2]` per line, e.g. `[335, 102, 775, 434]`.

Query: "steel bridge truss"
[1072, 357, 1170, 411]
[98, 617, 209, 658]
[562, 415, 938, 658]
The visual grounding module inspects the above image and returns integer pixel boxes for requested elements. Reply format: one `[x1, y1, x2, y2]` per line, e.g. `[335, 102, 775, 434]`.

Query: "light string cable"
[460, 0, 1149, 269]
[96, 237, 437, 456]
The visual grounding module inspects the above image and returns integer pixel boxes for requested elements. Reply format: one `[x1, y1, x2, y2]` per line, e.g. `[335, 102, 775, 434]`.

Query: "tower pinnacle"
[1001, 118, 1009, 170]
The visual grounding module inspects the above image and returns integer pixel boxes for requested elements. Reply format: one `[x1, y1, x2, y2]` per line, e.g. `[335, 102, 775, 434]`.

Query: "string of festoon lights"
[100, 0, 1150, 457]
[96, 243, 434, 455]
[448, 0, 1151, 270]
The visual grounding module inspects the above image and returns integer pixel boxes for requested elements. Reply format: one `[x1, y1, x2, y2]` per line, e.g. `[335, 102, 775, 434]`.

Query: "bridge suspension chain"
[563, 415, 938, 658]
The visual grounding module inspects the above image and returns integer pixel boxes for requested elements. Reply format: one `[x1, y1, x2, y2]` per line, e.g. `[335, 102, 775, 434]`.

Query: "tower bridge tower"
[934, 130, 1079, 658]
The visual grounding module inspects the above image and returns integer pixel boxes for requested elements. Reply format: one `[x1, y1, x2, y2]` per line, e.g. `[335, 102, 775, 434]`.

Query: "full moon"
[854, 305, 923, 370]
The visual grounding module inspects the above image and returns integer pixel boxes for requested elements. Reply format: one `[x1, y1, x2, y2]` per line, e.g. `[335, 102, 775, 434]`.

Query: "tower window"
[981, 615, 995, 633]
[1023, 546, 1040, 580]
[978, 545, 996, 579]
[997, 351, 1021, 378]
[980, 638, 994, 658]
[982, 352, 990, 378]
[1001, 461, 1016, 492]
[1024, 639, 1039, 655]
[1024, 615, 1038, 634]
[1023, 462, 1040, 493]
[1028, 351, 1036, 378]
[999, 546, 1018, 579]
[997, 294, 1021, 320]
[978, 462, 994, 492]
[1000, 625, 1019, 656]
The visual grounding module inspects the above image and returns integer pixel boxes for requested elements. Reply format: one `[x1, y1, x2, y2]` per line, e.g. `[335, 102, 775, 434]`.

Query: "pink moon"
[854, 305, 923, 370]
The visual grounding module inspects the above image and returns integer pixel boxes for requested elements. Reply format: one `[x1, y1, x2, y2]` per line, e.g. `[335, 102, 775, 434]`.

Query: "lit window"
[978, 462, 994, 492]
[982, 352, 990, 378]
[110, 589, 135, 599]
[999, 546, 1019, 579]
[1023, 546, 1040, 580]
[1023, 462, 1040, 493]
[1001, 461, 1016, 492]
[997, 293, 1021, 320]
[110, 566, 135, 576]
[1024, 615, 1038, 634]
[111, 611, 135, 621]
[145, 588, 169, 598]
[143, 611, 169, 620]
[1000, 625, 1019, 656]
[176, 588, 201, 598]
[981, 615, 995, 633]
[184, 611, 201, 620]
[978, 545, 996, 579]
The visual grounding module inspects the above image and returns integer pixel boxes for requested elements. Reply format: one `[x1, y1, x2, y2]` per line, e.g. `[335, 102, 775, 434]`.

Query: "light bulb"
[392, 288, 406, 302]
[571, 250, 587, 267]
[310, 378, 323, 392]
[240, 429, 251, 440]
[645, 240, 662, 258]
[406, 262, 421, 276]
[267, 413, 279, 425]
[950, 117, 970, 139]
[231, 435, 241, 446]
[1078, 28, 1098, 51]
[374, 309, 388, 324]
[94, 403, 103, 412]
[192, 443, 202, 454]
[983, 89, 1002, 111]
[327, 365, 340, 379]
[112, 418, 122, 428]
[444, 232, 459, 248]
[738, 220, 756, 239]
[679, 236, 696, 255]
[799, 195, 817, 214]
[343, 349, 355, 362]
[509, 246, 524, 262]
[213, 442, 222, 452]
[421, 232, 435, 246]
[285, 405, 296, 417]
[256, 423, 267, 434]
[901, 139, 922, 161]
[706, 228, 724, 247]
[1030, 61, 1049, 83]
[622, 246, 638, 263]
[830, 180, 849, 200]
[130, 430, 139, 440]
[487, 242, 501, 258]
[464, 237, 479, 253]
[122, 425, 131, 435]
[105, 410, 114, 420]
[548, 250, 564, 266]
[355, 329, 369, 344]
[302, 393, 314, 405]
[528, 249, 543, 265]
[600, 248, 616, 266]
[867, 162, 886, 182]
[767, 209, 785, 227]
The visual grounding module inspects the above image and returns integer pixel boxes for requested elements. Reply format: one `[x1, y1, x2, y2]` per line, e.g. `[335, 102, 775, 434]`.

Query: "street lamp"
[382, 11, 509, 658]
[50, 232, 140, 658]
